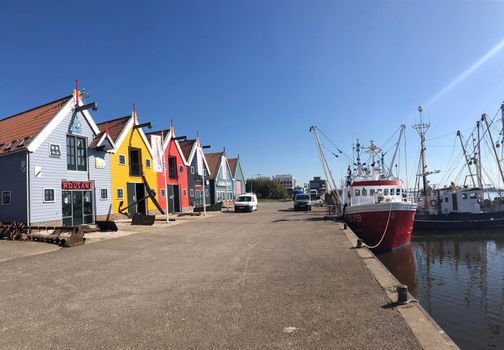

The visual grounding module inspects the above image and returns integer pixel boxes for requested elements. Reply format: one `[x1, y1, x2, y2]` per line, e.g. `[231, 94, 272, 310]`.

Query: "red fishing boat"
[343, 127, 417, 250]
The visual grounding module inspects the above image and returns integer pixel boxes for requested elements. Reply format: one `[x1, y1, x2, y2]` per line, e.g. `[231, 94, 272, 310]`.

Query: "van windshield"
[296, 195, 310, 200]
[237, 196, 252, 202]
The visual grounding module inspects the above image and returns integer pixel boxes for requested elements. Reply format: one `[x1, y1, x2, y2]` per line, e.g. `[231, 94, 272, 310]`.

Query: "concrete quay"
[0, 202, 457, 349]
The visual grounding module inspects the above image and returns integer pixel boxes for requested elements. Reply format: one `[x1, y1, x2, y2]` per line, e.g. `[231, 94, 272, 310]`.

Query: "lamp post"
[249, 173, 261, 193]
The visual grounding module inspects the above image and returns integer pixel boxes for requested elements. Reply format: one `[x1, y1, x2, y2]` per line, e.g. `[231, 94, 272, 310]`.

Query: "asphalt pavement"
[0, 202, 422, 349]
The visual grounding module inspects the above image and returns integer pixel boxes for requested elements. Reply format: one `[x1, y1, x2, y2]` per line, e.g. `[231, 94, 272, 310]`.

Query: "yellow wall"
[109, 124, 158, 214]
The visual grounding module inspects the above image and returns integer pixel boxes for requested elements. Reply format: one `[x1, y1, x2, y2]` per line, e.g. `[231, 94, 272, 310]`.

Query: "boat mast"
[476, 121, 483, 190]
[388, 124, 405, 178]
[481, 113, 504, 186]
[457, 130, 477, 187]
[413, 106, 431, 208]
[309, 126, 342, 212]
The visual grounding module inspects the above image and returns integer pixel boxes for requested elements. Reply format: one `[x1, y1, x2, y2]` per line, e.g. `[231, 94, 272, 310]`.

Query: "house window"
[190, 189, 194, 197]
[101, 189, 108, 200]
[67, 135, 87, 171]
[183, 189, 187, 197]
[129, 148, 142, 177]
[179, 165, 184, 173]
[2, 191, 11, 205]
[146, 159, 151, 168]
[161, 189, 166, 197]
[191, 166, 195, 174]
[117, 188, 124, 199]
[50, 144, 61, 158]
[205, 188, 209, 196]
[44, 189, 55, 203]
[168, 157, 177, 179]
[119, 155, 126, 165]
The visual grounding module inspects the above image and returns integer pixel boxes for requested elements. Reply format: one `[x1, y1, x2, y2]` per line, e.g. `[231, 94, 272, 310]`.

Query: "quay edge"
[339, 222, 459, 350]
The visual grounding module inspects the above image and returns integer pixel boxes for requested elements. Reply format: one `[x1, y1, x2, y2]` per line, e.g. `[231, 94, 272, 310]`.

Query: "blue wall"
[0, 151, 28, 223]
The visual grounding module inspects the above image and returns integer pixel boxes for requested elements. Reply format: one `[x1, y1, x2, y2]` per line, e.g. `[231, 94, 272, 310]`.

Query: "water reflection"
[376, 232, 504, 350]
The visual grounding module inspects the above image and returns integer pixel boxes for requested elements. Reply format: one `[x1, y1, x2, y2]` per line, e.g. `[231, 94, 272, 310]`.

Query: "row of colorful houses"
[0, 89, 246, 226]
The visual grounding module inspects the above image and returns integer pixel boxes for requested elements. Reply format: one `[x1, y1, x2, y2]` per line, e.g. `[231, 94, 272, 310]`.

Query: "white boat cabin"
[346, 180, 406, 206]
[420, 187, 481, 215]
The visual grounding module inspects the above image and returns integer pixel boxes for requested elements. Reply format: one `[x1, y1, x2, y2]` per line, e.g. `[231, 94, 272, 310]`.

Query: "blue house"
[228, 156, 246, 196]
[205, 152, 234, 204]
[0, 91, 114, 226]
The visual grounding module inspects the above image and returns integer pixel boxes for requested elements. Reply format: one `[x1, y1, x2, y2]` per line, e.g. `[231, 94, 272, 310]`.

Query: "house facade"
[205, 152, 234, 204]
[178, 139, 211, 209]
[97, 114, 158, 217]
[0, 93, 114, 226]
[147, 128, 190, 213]
[228, 157, 246, 196]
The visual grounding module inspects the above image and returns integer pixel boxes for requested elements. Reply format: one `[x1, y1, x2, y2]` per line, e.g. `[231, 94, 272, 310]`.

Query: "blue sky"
[2, 1, 504, 188]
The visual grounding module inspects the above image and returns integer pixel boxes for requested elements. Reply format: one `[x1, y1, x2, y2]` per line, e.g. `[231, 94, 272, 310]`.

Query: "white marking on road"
[283, 326, 298, 333]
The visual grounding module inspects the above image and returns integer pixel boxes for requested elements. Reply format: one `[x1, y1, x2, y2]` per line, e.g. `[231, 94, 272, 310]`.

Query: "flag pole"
[162, 129, 170, 223]
[200, 140, 207, 216]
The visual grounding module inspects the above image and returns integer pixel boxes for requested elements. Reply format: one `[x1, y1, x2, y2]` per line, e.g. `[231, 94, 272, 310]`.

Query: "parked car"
[294, 194, 312, 211]
[234, 193, 258, 212]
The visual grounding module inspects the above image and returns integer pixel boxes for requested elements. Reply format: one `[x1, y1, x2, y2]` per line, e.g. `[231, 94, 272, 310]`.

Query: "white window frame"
[183, 189, 187, 197]
[145, 159, 151, 168]
[190, 189, 194, 197]
[161, 188, 166, 197]
[117, 188, 124, 199]
[49, 143, 61, 158]
[119, 154, 126, 166]
[100, 188, 109, 200]
[191, 166, 195, 174]
[43, 188, 55, 203]
[2, 191, 12, 205]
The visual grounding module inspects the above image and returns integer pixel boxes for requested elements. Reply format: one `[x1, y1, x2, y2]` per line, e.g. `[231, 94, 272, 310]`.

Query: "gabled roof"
[178, 139, 196, 161]
[228, 158, 238, 176]
[0, 96, 72, 155]
[97, 114, 153, 157]
[205, 152, 232, 180]
[96, 116, 130, 144]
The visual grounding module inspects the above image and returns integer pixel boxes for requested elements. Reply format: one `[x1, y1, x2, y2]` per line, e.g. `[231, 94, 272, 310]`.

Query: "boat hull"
[414, 211, 504, 233]
[344, 202, 416, 251]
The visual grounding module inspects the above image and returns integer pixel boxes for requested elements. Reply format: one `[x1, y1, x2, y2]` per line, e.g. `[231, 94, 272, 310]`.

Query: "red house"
[147, 128, 189, 213]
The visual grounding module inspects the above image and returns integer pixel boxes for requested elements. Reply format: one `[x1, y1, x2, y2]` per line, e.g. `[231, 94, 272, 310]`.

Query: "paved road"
[0, 203, 421, 349]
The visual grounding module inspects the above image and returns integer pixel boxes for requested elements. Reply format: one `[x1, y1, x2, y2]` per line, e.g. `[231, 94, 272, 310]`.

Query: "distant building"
[273, 174, 296, 190]
[309, 176, 327, 198]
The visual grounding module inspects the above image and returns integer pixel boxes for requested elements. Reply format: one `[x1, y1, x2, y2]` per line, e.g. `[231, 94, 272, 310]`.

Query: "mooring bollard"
[343, 223, 347, 230]
[396, 284, 408, 304]
[356, 239, 363, 248]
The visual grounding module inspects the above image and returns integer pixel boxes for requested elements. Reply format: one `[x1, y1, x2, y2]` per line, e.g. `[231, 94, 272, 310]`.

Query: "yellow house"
[97, 113, 159, 217]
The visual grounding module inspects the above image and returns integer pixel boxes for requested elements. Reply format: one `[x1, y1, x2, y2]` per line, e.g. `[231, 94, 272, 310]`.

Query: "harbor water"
[376, 232, 504, 350]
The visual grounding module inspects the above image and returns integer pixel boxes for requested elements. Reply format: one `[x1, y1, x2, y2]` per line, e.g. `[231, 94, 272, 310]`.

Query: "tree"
[246, 177, 289, 199]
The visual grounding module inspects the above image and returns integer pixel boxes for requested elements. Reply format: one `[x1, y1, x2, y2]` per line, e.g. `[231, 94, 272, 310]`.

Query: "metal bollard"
[356, 239, 363, 248]
[396, 284, 408, 304]
[343, 223, 347, 230]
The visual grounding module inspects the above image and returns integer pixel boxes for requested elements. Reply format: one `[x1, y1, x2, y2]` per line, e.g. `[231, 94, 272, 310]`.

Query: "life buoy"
[430, 199, 437, 207]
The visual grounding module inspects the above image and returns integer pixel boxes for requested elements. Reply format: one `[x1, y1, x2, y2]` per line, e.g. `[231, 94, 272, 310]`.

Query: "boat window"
[354, 189, 360, 196]
[469, 193, 477, 199]
[390, 189, 395, 195]
[384, 189, 389, 195]
[462, 193, 467, 200]
[370, 189, 375, 195]
[362, 188, 367, 196]
[377, 189, 382, 193]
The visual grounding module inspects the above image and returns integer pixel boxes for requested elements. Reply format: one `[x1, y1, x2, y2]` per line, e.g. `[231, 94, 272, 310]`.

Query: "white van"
[234, 193, 258, 212]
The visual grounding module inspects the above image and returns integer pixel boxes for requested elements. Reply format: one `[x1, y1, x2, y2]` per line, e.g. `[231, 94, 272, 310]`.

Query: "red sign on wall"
[61, 181, 93, 190]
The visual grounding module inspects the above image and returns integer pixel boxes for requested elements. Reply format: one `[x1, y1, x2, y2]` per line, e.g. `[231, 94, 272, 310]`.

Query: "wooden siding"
[29, 108, 112, 224]
[0, 151, 28, 223]
[109, 126, 157, 214]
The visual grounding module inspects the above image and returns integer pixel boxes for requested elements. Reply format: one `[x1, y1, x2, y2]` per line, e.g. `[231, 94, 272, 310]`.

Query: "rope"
[363, 200, 394, 249]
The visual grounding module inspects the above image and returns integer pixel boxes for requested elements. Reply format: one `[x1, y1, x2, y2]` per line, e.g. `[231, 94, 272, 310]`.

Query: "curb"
[338, 222, 459, 350]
